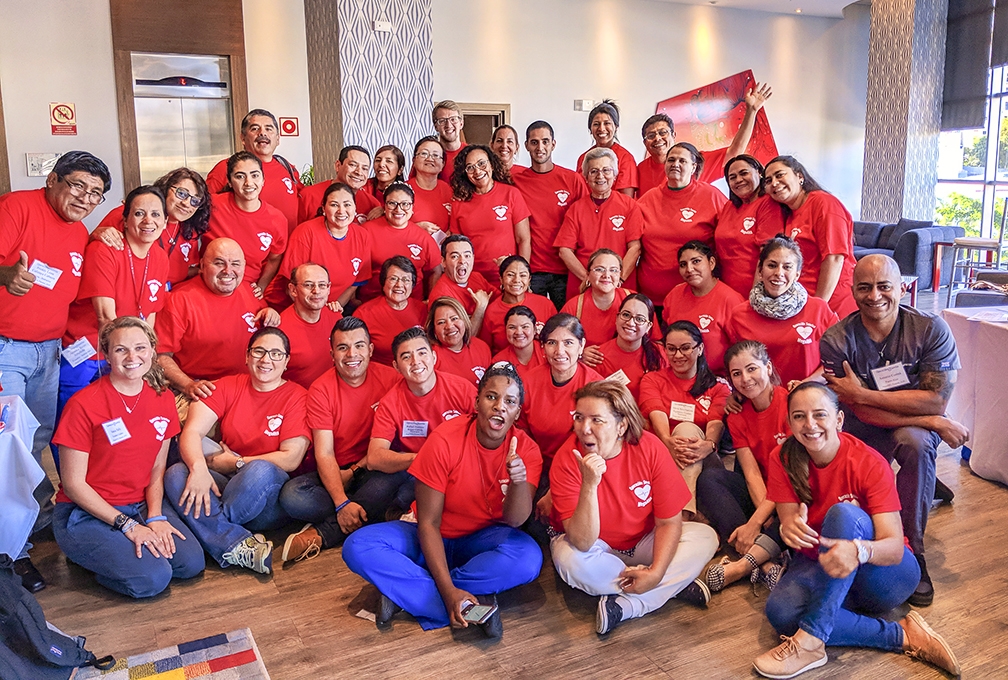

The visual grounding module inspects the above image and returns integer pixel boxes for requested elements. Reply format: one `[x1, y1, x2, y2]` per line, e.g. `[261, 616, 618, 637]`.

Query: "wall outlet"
[574, 99, 594, 111]
[373, 19, 392, 32]
[26, 152, 62, 177]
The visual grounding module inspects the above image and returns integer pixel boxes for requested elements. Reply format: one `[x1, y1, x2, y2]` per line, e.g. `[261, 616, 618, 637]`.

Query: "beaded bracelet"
[146, 515, 168, 524]
[120, 518, 140, 534]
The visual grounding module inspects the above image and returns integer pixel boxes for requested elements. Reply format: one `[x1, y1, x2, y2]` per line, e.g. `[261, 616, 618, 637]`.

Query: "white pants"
[550, 522, 718, 619]
[672, 422, 707, 514]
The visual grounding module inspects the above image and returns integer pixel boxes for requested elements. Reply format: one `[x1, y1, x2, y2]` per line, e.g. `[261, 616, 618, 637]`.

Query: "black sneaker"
[675, 579, 711, 608]
[933, 478, 955, 505]
[13, 557, 45, 593]
[375, 592, 402, 630]
[478, 595, 503, 639]
[595, 595, 624, 635]
[908, 554, 934, 607]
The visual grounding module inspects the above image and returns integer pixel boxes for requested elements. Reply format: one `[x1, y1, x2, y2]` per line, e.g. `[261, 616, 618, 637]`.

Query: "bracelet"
[334, 499, 352, 515]
[146, 515, 167, 524]
[120, 518, 140, 534]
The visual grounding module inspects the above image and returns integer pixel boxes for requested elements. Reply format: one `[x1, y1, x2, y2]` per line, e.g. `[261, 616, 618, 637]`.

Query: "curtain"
[942, 0, 994, 130]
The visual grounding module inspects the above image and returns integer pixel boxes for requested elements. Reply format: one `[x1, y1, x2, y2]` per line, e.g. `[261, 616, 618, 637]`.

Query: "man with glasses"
[297, 145, 381, 225]
[0, 150, 111, 592]
[278, 263, 342, 388]
[431, 101, 465, 182]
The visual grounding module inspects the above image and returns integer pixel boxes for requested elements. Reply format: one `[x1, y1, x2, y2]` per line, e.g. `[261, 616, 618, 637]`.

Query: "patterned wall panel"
[305, 0, 345, 182]
[861, 0, 948, 222]
[336, 0, 435, 170]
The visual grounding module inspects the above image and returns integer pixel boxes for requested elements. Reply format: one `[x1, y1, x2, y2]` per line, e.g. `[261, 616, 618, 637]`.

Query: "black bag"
[0, 555, 114, 679]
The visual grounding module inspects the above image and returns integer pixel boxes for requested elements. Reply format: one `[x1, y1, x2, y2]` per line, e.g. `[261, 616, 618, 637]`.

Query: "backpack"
[0, 556, 114, 679]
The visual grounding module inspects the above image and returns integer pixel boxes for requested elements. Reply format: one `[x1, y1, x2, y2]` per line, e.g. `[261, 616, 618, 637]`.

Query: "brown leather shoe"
[753, 634, 827, 679]
[281, 524, 323, 563]
[900, 610, 960, 677]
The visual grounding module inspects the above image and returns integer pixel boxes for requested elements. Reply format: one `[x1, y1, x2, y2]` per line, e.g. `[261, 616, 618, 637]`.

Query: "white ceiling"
[649, 0, 865, 19]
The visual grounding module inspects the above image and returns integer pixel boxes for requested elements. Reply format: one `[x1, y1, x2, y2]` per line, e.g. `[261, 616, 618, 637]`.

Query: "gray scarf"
[749, 281, 808, 320]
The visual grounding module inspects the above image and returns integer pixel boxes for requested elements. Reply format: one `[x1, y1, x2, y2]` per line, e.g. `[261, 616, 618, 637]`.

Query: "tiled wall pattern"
[861, 0, 948, 222]
[305, 0, 345, 182]
[337, 0, 435, 172]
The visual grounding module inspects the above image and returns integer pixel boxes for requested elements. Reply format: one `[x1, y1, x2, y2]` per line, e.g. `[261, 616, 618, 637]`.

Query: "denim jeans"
[0, 336, 59, 546]
[163, 459, 290, 567]
[530, 272, 568, 312]
[765, 503, 920, 650]
[696, 465, 783, 557]
[342, 521, 543, 630]
[53, 501, 204, 598]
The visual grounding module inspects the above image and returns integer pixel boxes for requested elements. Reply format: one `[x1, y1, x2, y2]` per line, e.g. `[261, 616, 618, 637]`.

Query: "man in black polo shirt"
[819, 254, 968, 607]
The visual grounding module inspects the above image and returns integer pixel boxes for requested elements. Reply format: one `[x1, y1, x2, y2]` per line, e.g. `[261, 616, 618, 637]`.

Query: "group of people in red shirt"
[0, 92, 965, 678]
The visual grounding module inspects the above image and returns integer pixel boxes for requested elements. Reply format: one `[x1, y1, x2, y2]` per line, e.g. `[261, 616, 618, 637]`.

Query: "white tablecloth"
[0, 394, 43, 558]
[942, 306, 1008, 486]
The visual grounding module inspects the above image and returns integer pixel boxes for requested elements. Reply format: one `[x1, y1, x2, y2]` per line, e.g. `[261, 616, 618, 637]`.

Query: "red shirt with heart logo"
[638, 369, 731, 430]
[202, 373, 309, 460]
[549, 430, 689, 550]
[512, 164, 588, 275]
[661, 280, 745, 375]
[278, 305, 344, 389]
[433, 337, 492, 387]
[97, 207, 201, 286]
[479, 292, 557, 354]
[296, 180, 382, 226]
[204, 192, 287, 286]
[726, 385, 790, 481]
[207, 156, 302, 236]
[278, 217, 373, 307]
[407, 177, 453, 233]
[371, 370, 477, 453]
[519, 363, 604, 466]
[714, 195, 786, 298]
[449, 182, 532, 283]
[358, 217, 440, 302]
[53, 377, 181, 505]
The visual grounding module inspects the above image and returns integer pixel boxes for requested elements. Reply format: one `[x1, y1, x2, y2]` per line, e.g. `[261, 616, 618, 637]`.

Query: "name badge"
[870, 363, 911, 391]
[62, 336, 97, 368]
[606, 369, 631, 387]
[402, 420, 429, 438]
[669, 401, 696, 423]
[28, 260, 63, 290]
[102, 417, 131, 445]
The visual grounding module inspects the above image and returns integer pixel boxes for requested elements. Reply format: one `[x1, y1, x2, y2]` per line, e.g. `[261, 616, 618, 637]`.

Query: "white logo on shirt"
[407, 244, 422, 259]
[630, 480, 653, 507]
[794, 322, 815, 344]
[741, 217, 756, 234]
[472, 366, 486, 381]
[282, 177, 294, 194]
[257, 232, 273, 251]
[443, 203, 452, 213]
[493, 205, 509, 221]
[535, 321, 545, 335]
[555, 190, 570, 206]
[679, 208, 696, 222]
[265, 413, 284, 436]
[775, 431, 788, 445]
[610, 215, 625, 231]
[371, 401, 381, 411]
[179, 242, 193, 261]
[698, 314, 713, 331]
[70, 252, 83, 276]
[150, 416, 170, 441]
[147, 280, 162, 302]
[837, 494, 861, 507]
[442, 409, 462, 420]
[242, 312, 257, 332]
[351, 257, 362, 276]
[697, 396, 712, 413]
[790, 227, 802, 240]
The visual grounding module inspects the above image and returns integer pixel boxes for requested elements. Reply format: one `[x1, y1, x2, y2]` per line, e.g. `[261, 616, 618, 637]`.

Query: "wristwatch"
[112, 513, 130, 532]
[234, 456, 245, 470]
[852, 538, 871, 565]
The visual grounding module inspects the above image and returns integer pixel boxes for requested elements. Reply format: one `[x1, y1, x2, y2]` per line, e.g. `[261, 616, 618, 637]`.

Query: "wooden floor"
[31, 444, 1007, 679]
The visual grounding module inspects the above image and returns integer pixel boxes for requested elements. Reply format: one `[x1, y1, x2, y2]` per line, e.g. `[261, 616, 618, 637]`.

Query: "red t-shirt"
[785, 192, 858, 318]
[64, 240, 170, 350]
[439, 147, 463, 184]
[560, 288, 633, 347]
[637, 182, 728, 303]
[434, 337, 492, 386]
[97, 207, 199, 286]
[202, 373, 309, 458]
[207, 156, 302, 236]
[279, 217, 372, 302]
[204, 193, 287, 286]
[512, 165, 588, 274]
[407, 178, 453, 233]
[358, 218, 440, 302]
[714, 195, 786, 298]
[428, 270, 496, 318]
[278, 305, 342, 389]
[766, 432, 903, 560]
[725, 299, 839, 386]
[549, 431, 689, 550]
[371, 371, 477, 452]
[554, 193, 644, 299]
[449, 183, 532, 282]
[352, 297, 427, 366]
[307, 363, 401, 466]
[53, 378, 180, 505]
[638, 369, 731, 430]
[155, 276, 266, 380]
[409, 416, 542, 538]
[297, 182, 382, 226]
[596, 338, 666, 403]
[491, 342, 547, 386]
[479, 293, 556, 354]
[726, 385, 790, 482]
[521, 363, 604, 465]
[577, 142, 639, 193]
[661, 281, 745, 375]
[638, 151, 729, 195]
[0, 189, 88, 342]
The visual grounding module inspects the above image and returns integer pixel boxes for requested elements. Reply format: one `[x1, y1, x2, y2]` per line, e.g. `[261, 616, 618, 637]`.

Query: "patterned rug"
[76, 627, 270, 679]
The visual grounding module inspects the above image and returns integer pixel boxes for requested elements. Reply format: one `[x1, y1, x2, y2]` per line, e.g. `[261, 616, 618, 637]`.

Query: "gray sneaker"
[223, 535, 274, 574]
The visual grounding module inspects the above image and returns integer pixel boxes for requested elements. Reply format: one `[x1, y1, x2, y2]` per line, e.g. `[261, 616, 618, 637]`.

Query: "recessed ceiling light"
[796, 7, 802, 12]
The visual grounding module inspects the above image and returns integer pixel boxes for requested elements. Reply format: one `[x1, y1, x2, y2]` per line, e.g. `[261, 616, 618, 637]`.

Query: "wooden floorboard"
[31, 447, 1008, 679]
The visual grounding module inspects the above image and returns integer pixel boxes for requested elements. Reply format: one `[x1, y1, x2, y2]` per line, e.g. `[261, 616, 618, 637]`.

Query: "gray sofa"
[853, 218, 964, 289]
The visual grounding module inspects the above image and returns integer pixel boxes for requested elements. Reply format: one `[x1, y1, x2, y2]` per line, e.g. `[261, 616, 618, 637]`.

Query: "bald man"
[819, 254, 968, 608]
[156, 238, 280, 401]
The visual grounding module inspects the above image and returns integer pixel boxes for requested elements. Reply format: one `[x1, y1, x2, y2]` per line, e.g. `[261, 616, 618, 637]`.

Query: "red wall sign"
[50, 102, 77, 136]
[279, 117, 299, 136]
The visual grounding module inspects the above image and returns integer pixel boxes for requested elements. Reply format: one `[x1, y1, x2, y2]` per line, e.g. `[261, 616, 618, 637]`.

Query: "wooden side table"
[932, 240, 955, 292]
[902, 275, 919, 307]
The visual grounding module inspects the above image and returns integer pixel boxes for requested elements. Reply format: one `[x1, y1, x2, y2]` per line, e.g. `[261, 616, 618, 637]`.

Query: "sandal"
[704, 555, 732, 593]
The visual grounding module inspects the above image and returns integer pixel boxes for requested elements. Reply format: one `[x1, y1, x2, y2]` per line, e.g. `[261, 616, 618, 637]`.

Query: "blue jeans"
[0, 336, 60, 549]
[342, 521, 543, 630]
[53, 501, 204, 598]
[696, 465, 783, 557]
[765, 503, 920, 650]
[163, 459, 290, 567]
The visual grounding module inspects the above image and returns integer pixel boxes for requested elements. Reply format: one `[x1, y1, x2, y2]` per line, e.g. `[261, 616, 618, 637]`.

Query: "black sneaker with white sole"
[675, 579, 711, 608]
[596, 595, 624, 635]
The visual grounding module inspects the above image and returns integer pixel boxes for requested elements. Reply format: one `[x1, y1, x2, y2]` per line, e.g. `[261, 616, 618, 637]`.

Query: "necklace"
[114, 384, 143, 414]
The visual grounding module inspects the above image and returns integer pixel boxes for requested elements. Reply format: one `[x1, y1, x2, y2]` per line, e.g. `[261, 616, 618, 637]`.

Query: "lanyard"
[158, 221, 181, 258]
[126, 246, 151, 320]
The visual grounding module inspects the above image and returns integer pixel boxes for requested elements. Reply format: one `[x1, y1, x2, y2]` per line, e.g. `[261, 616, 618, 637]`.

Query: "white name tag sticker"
[402, 420, 429, 438]
[669, 401, 696, 423]
[62, 336, 96, 368]
[102, 417, 131, 445]
[606, 369, 631, 386]
[871, 363, 911, 391]
[28, 260, 63, 290]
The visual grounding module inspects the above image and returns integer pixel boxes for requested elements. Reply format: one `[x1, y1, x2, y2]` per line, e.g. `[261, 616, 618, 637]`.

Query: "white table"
[942, 306, 1008, 486]
[0, 395, 43, 558]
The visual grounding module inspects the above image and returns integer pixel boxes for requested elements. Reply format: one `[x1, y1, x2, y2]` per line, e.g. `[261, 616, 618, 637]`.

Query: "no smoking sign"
[50, 102, 77, 136]
[279, 117, 299, 136]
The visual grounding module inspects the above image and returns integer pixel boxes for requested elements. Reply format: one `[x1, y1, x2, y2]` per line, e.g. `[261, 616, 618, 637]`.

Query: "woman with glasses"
[449, 145, 532, 283]
[595, 294, 666, 403]
[354, 256, 429, 366]
[714, 155, 785, 298]
[639, 321, 731, 519]
[359, 182, 441, 302]
[364, 144, 406, 206]
[491, 124, 527, 176]
[479, 255, 557, 354]
[205, 151, 287, 300]
[561, 249, 636, 356]
[576, 100, 638, 197]
[555, 148, 643, 300]
[93, 167, 211, 287]
[164, 327, 310, 576]
[491, 305, 546, 385]
[660, 241, 744, 376]
[426, 297, 492, 387]
[407, 136, 453, 240]
[637, 143, 727, 307]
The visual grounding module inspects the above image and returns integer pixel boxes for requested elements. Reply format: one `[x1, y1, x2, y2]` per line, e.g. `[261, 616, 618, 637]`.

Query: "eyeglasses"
[587, 167, 615, 177]
[591, 265, 622, 276]
[249, 347, 288, 361]
[464, 159, 490, 173]
[385, 275, 413, 286]
[416, 150, 443, 161]
[434, 115, 462, 127]
[298, 281, 330, 291]
[644, 128, 672, 142]
[60, 177, 106, 204]
[618, 310, 650, 325]
[385, 200, 413, 210]
[171, 186, 203, 208]
[666, 343, 698, 356]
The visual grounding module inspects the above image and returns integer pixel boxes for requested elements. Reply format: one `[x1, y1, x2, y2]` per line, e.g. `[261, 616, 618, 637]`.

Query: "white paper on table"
[967, 309, 1008, 322]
